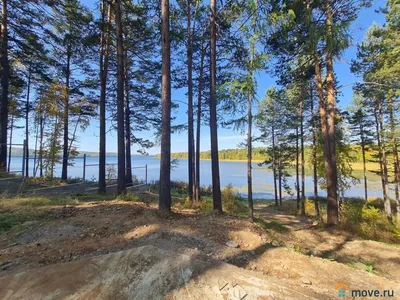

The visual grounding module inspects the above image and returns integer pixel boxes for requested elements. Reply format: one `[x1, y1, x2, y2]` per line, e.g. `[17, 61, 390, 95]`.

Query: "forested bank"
[162, 145, 387, 166]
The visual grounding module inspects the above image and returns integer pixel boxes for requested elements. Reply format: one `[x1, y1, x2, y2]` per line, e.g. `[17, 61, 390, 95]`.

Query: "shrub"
[222, 184, 247, 215]
[183, 197, 192, 209]
[118, 193, 140, 202]
[367, 197, 397, 213]
[305, 199, 317, 216]
[340, 201, 399, 242]
[199, 197, 213, 211]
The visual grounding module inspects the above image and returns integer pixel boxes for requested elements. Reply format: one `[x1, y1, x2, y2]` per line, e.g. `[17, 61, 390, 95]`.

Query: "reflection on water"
[8, 156, 393, 199]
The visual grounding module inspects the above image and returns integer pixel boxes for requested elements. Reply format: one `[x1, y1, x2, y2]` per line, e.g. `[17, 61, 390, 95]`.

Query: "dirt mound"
[0, 245, 319, 300]
[1, 201, 399, 299]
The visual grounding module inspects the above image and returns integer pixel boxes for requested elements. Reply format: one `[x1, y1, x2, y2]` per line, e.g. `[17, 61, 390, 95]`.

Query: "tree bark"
[310, 85, 320, 216]
[124, 49, 133, 187]
[373, 101, 390, 217]
[195, 38, 206, 203]
[278, 158, 282, 206]
[159, 0, 172, 210]
[325, 0, 339, 225]
[61, 46, 71, 181]
[247, 38, 255, 221]
[0, 0, 9, 172]
[187, 0, 195, 201]
[300, 92, 305, 216]
[314, 48, 337, 225]
[50, 116, 58, 180]
[272, 124, 278, 206]
[247, 92, 253, 221]
[25, 66, 31, 177]
[39, 111, 44, 177]
[360, 121, 368, 203]
[210, 0, 222, 212]
[33, 115, 39, 177]
[295, 123, 300, 211]
[388, 93, 400, 224]
[378, 99, 391, 218]
[98, 0, 111, 193]
[7, 113, 13, 173]
[115, 0, 126, 195]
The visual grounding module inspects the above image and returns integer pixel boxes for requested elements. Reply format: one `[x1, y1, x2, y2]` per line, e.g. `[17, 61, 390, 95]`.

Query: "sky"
[12, 0, 387, 156]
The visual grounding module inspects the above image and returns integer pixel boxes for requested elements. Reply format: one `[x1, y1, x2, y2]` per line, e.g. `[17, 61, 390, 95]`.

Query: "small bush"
[305, 199, 317, 216]
[340, 201, 398, 242]
[222, 184, 247, 215]
[367, 197, 397, 213]
[118, 193, 140, 202]
[199, 197, 213, 211]
[182, 197, 192, 209]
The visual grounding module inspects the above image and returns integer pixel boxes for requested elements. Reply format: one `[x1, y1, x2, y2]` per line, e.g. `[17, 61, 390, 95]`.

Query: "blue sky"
[12, 0, 387, 155]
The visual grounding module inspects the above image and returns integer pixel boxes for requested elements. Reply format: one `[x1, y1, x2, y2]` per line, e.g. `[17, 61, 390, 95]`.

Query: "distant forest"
[9, 148, 117, 158]
[162, 145, 380, 164]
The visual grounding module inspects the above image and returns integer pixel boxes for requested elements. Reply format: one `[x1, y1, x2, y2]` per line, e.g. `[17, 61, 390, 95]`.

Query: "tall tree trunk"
[124, 49, 133, 187]
[310, 86, 320, 216]
[307, 1, 319, 217]
[210, 0, 222, 212]
[388, 93, 400, 224]
[98, 0, 111, 193]
[300, 93, 305, 216]
[278, 158, 282, 206]
[247, 39, 255, 221]
[51, 116, 58, 180]
[187, 0, 195, 201]
[325, 0, 339, 225]
[39, 114, 44, 177]
[25, 66, 31, 177]
[7, 113, 13, 173]
[374, 102, 390, 216]
[314, 49, 336, 225]
[159, 0, 172, 210]
[295, 126, 300, 209]
[360, 122, 368, 203]
[33, 114, 39, 177]
[115, 0, 126, 195]
[247, 92, 253, 221]
[0, 0, 9, 172]
[272, 124, 278, 206]
[195, 38, 205, 203]
[61, 48, 71, 181]
[378, 99, 391, 218]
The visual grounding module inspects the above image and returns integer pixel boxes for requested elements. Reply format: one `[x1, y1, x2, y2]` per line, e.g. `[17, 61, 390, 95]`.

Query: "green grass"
[0, 210, 46, 234]
[0, 193, 118, 234]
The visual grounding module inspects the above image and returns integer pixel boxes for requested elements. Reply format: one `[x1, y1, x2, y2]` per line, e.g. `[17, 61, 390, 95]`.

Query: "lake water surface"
[7, 155, 391, 199]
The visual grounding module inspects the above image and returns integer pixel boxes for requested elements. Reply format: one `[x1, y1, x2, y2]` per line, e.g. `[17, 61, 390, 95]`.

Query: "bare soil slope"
[0, 201, 399, 299]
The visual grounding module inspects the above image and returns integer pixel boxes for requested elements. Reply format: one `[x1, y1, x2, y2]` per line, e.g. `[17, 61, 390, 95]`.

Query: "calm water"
[8, 155, 392, 199]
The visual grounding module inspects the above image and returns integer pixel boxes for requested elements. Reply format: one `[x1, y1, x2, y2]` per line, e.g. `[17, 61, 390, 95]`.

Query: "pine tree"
[115, 0, 126, 195]
[209, 0, 222, 212]
[48, 0, 95, 181]
[348, 94, 375, 202]
[159, 0, 172, 211]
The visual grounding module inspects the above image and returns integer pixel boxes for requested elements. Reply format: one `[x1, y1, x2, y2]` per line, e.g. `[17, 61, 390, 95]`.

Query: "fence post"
[22, 140, 26, 178]
[83, 154, 86, 182]
[145, 164, 148, 185]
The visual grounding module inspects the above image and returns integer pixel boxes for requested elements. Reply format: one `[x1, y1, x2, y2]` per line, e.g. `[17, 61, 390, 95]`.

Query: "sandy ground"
[0, 200, 399, 299]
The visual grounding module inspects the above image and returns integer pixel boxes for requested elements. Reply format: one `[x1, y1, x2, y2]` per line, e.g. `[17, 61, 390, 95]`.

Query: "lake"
[7, 155, 392, 199]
